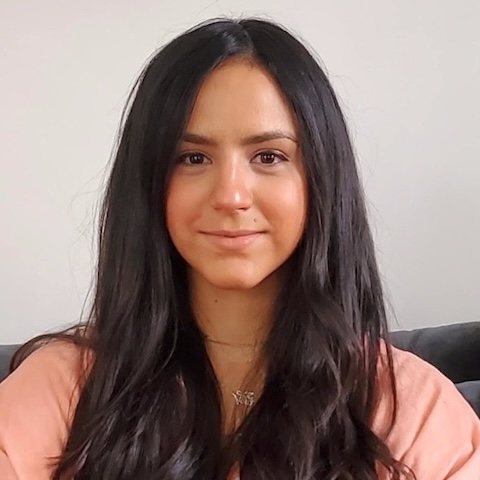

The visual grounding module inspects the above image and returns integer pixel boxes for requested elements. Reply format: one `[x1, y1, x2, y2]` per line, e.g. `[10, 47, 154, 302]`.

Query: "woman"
[0, 17, 479, 480]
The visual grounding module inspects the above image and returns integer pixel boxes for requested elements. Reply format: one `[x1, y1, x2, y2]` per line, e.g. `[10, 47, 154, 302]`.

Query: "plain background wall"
[1, 0, 479, 343]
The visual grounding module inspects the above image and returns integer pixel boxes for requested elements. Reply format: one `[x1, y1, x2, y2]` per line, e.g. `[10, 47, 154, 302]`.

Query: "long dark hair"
[13, 18, 414, 479]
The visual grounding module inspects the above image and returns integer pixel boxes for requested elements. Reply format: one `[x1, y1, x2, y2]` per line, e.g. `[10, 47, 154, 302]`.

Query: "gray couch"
[0, 344, 18, 383]
[391, 322, 480, 416]
[1, 322, 479, 415]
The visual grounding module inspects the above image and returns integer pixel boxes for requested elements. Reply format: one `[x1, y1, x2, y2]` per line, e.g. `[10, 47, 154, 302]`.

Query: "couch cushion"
[390, 322, 480, 384]
[0, 345, 19, 382]
[457, 380, 480, 417]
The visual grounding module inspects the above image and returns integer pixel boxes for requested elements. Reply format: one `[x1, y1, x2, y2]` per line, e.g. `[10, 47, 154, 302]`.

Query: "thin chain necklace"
[204, 335, 261, 407]
[204, 335, 264, 349]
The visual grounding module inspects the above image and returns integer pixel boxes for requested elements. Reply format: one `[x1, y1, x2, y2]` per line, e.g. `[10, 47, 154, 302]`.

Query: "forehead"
[185, 58, 298, 138]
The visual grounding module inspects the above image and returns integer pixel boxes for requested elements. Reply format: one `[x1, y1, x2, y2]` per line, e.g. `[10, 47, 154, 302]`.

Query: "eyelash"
[178, 151, 287, 166]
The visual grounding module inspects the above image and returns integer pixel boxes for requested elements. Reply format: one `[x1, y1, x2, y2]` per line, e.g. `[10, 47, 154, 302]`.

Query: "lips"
[203, 230, 261, 237]
[200, 230, 264, 249]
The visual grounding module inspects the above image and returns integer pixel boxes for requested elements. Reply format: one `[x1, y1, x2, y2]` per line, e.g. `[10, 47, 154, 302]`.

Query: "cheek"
[166, 174, 207, 219]
[165, 180, 190, 241]
[271, 179, 307, 233]
[166, 177, 207, 254]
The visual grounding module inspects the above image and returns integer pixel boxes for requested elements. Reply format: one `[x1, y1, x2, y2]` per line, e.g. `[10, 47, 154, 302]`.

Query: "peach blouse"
[0, 342, 479, 479]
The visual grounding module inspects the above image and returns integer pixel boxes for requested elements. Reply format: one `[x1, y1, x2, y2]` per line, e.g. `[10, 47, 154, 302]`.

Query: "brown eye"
[253, 151, 286, 165]
[180, 153, 208, 165]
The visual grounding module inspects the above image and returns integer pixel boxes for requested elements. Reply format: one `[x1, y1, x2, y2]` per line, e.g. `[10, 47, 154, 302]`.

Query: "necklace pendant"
[232, 390, 256, 406]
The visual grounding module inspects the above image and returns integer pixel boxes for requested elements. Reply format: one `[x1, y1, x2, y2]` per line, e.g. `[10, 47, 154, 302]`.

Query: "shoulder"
[373, 345, 480, 479]
[0, 340, 90, 479]
[1, 340, 89, 408]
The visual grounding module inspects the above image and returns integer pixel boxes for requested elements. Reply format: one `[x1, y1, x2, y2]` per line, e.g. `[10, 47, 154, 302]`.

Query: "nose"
[209, 159, 253, 212]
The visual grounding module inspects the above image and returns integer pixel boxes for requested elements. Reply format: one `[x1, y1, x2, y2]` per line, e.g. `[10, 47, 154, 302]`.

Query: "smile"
[201, 230, 263, 250]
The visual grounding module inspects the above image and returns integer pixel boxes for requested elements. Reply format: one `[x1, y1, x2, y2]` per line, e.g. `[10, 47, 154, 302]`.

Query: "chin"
[207, 275, 263, 291]
[203, 265, 281, 292]
[189, 261, 282, 292]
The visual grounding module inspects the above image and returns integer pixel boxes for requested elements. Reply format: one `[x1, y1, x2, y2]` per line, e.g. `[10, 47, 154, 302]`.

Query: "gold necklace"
[204, 335, 264, 349]
[203, 335, 261, 406]
[231, 389, 256, 406]
[217, 379, 258, 407]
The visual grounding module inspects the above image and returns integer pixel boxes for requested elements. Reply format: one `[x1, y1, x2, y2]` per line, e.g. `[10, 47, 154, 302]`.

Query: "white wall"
[1, 0, 479, 343]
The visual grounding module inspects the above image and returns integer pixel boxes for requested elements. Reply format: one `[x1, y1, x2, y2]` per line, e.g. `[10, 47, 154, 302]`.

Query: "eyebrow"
[181, 130, 298, 146]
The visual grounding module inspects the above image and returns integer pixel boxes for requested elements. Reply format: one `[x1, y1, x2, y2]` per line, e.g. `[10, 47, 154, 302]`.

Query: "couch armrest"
[390, 322, 480, 384]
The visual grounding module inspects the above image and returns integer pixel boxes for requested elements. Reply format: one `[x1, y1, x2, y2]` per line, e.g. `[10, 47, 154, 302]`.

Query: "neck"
[190, 274, 278, 349]
[189, 272, 279, 432]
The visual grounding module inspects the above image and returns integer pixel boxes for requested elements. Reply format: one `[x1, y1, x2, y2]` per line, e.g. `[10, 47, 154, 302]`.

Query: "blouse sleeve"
[373, 346, 480, 479]
[0, 342, 84, 480]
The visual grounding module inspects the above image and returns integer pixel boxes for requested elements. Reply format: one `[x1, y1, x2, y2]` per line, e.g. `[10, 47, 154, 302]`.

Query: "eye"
[252, 151, 286, 165]
[178, 152, 210, 165]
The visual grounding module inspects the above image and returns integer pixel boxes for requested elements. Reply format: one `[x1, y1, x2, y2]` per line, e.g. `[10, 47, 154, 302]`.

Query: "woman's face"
[166, 58, 307, 291]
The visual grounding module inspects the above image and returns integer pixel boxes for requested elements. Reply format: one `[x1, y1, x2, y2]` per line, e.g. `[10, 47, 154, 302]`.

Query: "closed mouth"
[202, 230, 263, 237]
